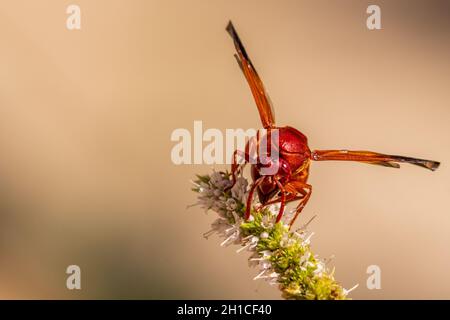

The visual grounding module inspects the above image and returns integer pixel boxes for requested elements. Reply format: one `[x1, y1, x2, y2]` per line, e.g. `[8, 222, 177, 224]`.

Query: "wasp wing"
[226, 21, 276, 128]
[312, 149, 440, 171]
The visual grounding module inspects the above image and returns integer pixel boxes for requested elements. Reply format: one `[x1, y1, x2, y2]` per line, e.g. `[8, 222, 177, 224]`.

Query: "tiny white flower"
[343, 284, 359, 295]
[210, 171, 223, 187]
[302, 232, 315, 246]
[314, 262, 325, 275]
[261, 212, 274, 224]
[231, 176, 248, 201]
[225, 198, 237, 211]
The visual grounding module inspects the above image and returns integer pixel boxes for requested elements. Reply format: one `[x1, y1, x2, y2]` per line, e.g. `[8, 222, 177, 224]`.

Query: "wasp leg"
[245, 176, 266, 220]
[283, 181, 312, 229]
[230, 149, 247, 186]
[229, 136, 258, 188]
[274, 179, 287, 223]
[259, 193, 305, 210]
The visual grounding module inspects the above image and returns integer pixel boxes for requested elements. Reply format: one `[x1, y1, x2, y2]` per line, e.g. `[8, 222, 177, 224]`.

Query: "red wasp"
[226, 21, 440, 228]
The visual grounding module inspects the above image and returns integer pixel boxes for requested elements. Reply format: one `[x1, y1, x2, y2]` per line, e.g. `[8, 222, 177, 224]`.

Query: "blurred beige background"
[0, 0, 449, 299]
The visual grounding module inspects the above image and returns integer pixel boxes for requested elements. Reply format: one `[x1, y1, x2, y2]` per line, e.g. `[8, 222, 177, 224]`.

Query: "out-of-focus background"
[0, 0, 449, 299]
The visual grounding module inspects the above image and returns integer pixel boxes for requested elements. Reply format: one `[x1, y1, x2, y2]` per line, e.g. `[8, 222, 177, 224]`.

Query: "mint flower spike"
[191, 170, 356, 300]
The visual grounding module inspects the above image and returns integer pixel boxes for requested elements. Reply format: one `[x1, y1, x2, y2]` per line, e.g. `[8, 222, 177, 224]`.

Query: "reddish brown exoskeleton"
[226, 21, 440, 228]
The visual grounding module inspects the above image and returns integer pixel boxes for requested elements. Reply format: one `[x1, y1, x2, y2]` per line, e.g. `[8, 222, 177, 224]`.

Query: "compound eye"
[278, 158, 291, 175]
